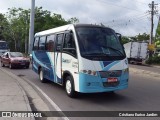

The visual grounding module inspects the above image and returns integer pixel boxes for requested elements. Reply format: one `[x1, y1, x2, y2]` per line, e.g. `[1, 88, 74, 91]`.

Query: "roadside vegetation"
[145, 55, 160, 65]
[0, 7, 79, 53]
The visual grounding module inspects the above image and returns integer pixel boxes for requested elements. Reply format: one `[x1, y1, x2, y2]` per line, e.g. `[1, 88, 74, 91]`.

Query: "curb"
[0, 68, 35, 120]
[0, 68, 68, 120]
[129, 67, 160, 78]
[0, 68, 51, 119]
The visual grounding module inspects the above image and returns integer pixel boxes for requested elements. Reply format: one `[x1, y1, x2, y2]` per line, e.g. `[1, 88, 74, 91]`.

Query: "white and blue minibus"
[32, 24, 129, 97]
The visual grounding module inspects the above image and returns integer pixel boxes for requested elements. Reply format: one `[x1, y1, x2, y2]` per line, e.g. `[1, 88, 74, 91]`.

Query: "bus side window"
[39, 36, 46, 50]
[46, 34, 55, 52]
[56, 34, 64, 52]
[33, 37, 39, 50]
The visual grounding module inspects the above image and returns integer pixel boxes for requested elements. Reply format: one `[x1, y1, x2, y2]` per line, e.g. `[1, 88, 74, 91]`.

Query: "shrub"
[145, 55, 160, 64]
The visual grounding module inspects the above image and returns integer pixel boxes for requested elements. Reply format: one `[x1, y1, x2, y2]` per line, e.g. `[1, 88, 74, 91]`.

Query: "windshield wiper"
[83, 52, 109, 56]
[101, 45, 124, 56]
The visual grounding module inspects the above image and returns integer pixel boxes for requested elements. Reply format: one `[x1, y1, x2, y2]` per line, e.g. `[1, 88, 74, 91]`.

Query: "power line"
[103, 12, 149, 25]
[104, 13, 150, 27]
[129, 0, 148, 5]
[96, 0, 142, 12]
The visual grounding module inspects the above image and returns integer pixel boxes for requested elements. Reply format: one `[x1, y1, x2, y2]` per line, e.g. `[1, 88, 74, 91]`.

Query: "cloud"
[0, 0, 159, 36]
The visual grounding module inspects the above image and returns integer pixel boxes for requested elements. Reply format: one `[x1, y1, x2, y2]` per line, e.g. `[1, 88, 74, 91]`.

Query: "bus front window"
[0, 42, 8, 50]
[76, 26, 125, 60]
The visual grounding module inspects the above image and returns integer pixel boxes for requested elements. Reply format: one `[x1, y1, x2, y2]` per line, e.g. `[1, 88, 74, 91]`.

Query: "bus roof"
[35, 24, 112, 37]
[35, 24, 74, 37]
[0, 40, 6, 42]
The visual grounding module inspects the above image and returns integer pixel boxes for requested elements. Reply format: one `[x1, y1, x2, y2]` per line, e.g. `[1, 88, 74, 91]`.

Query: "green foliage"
[121, 33, 150, 45]
[68, 17, 79, 24]
[0, 13, 8, 40]
[155, 21, 160, 48]
[121, 36, 130, 44]
[136, 33, 149, 41]
[145, 55, 160, 64]
[0, 7, 79, 53]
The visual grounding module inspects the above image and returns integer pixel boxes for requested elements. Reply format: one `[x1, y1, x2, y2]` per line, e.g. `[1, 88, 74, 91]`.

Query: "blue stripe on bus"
[46, 52, 55, 82]
[33, 51, 54, 80]
[102, 61, 120, 71]
[103, 61, 113, 67]
[100, 61, 119, 70]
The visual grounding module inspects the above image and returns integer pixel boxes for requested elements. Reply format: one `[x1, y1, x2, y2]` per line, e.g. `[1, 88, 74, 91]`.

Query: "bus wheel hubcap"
[66, 80, 71, 94]
[40, 71, 43, 80]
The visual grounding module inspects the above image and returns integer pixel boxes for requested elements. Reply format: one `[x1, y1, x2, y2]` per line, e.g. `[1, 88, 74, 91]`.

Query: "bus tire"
[39, 68, 47, 83]
[65, 76, 77, 98]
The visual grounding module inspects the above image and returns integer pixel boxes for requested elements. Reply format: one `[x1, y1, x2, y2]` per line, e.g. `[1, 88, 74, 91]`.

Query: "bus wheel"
[39, 68, 47, 83]
[65, 76, 77, 98]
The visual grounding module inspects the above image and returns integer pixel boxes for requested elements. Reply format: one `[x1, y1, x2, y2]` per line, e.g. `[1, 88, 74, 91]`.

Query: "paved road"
[1, 65, 160, 120]
[129, 64, 160, 74]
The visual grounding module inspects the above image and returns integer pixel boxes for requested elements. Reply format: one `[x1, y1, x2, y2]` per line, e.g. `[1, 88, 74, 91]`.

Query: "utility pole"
[28, 0, 35, 54]
[148, 1, 158, 57]
[25, 13, 28, 54]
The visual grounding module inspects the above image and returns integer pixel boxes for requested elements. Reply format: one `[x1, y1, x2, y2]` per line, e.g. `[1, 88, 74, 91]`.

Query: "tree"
[3, 8, 28, 52]
[0, 13, 8, 40]
[121, 33, 150, 45]
[121, 36, 130, 44]
[155, 19, 160, 48]
[68, 17, 79, 24]
[34, 7, 70, 33]
[136, 33, 149, 42]
[0, 7, 79, 52]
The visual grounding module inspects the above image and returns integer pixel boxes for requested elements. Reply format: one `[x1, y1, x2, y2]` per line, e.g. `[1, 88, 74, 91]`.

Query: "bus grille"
[99, 70, 122, 78]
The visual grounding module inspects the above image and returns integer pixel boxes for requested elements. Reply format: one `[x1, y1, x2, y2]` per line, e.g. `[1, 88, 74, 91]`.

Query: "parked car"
[1, 52, 30, 69]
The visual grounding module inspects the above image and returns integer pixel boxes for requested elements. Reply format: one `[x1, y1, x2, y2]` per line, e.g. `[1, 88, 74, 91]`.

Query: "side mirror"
[116, 33, 122, 41]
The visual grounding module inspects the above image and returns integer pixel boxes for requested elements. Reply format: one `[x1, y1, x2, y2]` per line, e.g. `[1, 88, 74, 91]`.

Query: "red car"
[1, 52, 30, 69]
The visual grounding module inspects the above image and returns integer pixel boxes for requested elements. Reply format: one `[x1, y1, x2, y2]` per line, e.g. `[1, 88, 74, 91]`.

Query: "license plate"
[107, 78, 118, 82]
[21, 63, 25, 65]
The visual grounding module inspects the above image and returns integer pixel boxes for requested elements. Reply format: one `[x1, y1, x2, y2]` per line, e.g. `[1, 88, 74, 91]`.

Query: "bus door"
[46, 34, 55, 82]
[55, 33, 64, 84]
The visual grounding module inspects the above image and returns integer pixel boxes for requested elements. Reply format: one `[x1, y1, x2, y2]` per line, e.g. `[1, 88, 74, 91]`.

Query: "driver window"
[63, 33, 75, 49]
[63, 33, 76, 57]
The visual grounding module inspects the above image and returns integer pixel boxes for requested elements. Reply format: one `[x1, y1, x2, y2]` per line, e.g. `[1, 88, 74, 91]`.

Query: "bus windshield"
[0, 42, 8, 49]
[76, 26, 125, 60]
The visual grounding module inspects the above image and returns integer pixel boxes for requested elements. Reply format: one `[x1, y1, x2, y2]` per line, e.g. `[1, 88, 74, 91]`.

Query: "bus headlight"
[80, 70, 97, 76]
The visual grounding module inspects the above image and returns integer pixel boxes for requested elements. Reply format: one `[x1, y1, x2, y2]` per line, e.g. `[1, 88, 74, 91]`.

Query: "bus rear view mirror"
[116, 33, 122, 42]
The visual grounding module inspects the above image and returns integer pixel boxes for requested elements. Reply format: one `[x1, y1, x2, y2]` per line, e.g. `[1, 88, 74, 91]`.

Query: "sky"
[0, 0, 160, 36]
